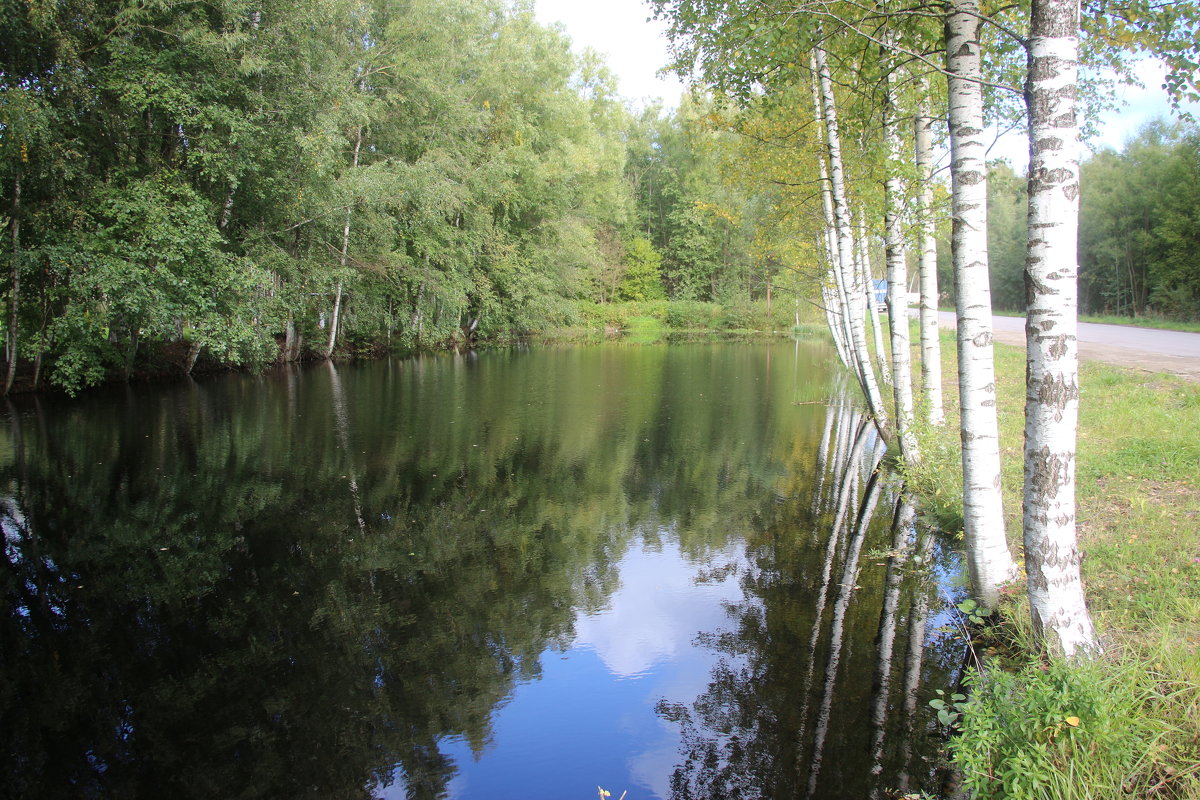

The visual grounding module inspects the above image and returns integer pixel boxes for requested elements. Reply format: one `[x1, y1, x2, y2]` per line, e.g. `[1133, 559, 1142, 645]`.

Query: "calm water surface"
[1, 342, 965, 799]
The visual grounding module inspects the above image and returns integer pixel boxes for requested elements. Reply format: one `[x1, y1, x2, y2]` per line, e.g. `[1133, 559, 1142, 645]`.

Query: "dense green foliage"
[1079, 122, 1200, 319]
[977, 123, 1200, 318]
[0, 0, 788, 394]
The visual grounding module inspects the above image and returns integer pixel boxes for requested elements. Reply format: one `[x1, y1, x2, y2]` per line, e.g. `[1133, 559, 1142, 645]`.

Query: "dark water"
[0, 342, 965, 800]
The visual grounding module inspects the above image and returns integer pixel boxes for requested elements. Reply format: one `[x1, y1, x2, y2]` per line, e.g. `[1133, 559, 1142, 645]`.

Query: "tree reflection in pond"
[658, 390, 965, 800]
[0, 344, 964, 799]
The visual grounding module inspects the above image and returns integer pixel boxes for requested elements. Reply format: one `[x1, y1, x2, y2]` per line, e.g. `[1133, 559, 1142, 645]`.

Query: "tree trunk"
[326, 124, 364, 360]
[283, 312, 296, 362]
[5, 170, 21, 395]
[218, 186, 236, 230]
[1023, 0, 1099, 657]
[326, 280, 344, 359]
[814, 45, 891, 433]
[185, 341, 202, 374]
[859, 223, 893, 386]
[124, 327, 139, 381]
[946, 0, 1017, 607]
[822, 284, 852, 367]
[914, 87, 945, 425]
[809, 62, 857, 371]
[883, 47, 918, 462]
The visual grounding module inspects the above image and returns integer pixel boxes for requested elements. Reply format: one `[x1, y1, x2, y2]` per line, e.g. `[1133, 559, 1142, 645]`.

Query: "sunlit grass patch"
[954, 645, 1200, 800]
[1077, 314, 1200, 334]
[907, 331, 1200, 799]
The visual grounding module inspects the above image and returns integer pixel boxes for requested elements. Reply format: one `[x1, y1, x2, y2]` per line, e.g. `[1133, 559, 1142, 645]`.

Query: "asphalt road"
[935, 310, 1200, 381]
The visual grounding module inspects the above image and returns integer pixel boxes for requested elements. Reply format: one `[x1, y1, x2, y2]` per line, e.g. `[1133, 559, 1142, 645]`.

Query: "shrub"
[664, 301, 720, 329]
[953, 653, 1197, 799]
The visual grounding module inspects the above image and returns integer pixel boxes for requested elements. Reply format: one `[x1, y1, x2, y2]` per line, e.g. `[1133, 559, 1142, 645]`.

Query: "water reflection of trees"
[659, 389, 966, 800]
[0, 343, 844, 799]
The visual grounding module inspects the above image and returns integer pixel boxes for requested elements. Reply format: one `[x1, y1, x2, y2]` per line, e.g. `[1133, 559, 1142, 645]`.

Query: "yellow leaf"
[1065, 716, 1081, 727]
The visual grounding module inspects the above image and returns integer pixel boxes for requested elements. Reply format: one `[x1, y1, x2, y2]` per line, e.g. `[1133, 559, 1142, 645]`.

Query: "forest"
[0, 0, 776, 396]
[3, 0, 1198, 397]
[982, 122, 1200, 317]
[6, 0, 1200, 795]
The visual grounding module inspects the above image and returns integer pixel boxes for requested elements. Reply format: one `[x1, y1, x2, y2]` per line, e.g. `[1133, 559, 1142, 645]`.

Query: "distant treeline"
[0, 0, 789, 394]
[961, 121, 1200, 320]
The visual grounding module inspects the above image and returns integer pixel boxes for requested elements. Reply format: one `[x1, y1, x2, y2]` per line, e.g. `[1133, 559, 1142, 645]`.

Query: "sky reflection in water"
[1, 343, 965, 800]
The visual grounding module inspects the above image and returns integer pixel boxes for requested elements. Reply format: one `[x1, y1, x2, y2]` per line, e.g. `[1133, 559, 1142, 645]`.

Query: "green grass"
[907, 331, 1200, 799]
[946, 305, 1200, 333]
[985, 308, 1200, 333]
[1078, 313, 1200, 334]
[575, 299, 816, 338]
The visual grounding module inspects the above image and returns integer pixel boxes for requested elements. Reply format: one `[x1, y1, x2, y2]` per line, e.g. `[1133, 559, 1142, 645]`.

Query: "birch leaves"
[651, 0, 1115, 655]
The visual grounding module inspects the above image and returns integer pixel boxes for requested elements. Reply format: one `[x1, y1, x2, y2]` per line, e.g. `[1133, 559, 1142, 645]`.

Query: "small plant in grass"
[951, 654, 1196, 799]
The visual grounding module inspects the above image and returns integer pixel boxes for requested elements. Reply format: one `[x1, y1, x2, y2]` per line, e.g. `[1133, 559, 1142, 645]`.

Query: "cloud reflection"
[572, 532, 746, 680]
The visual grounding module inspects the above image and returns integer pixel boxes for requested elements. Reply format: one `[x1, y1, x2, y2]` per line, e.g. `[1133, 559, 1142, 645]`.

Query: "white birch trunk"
[814, 46, 891, 432]
[883, 51, 917, 462]
[811, 63, 857, 370]
[914, 87, 945, 425]
[858, 222, 893, 386]
[946, 1, 1017, 606]
[327, 124, 364, 360]
[823, 284, 852, 368]
[1023, 0, 1099, 657]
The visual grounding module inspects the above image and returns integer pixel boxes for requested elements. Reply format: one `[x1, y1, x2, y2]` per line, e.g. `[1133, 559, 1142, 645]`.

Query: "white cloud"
[1090, 58, 1197, 151]
[534, 0, 686, 106]
[572, 535, 745, 678]
[987, 57, 1198, 167]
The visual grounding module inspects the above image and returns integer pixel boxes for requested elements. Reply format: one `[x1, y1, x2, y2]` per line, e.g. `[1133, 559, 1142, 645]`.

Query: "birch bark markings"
[326, 123, 365, 360]
[914, 90, 945, 426]
[883, 48, 917, 462]
[946, 0, 1018, 606]
[1023, 0, 1099, 656]
[814, 45, 891, 433]
[811, 58, 857, 374]
[858, 225, 893, 387]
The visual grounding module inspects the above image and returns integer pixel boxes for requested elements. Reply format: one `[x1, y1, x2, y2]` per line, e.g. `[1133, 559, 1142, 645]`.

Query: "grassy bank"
[987, 309, 1200, 333]
[1078, 314, 1200, 333]
[907, 333, 1200, 799]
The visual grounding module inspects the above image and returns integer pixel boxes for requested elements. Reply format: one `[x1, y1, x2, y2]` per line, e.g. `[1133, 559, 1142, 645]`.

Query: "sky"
[533, 0, 687, 107]
[533, 0, 1194, 163]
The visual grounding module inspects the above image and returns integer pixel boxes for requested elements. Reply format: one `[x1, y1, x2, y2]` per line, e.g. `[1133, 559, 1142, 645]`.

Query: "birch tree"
[882, 41, 917, 461]
[1021, 0, 1098, 657]
[913, 88, 944, 425]
[815, 44, 892, 431]
[858, 221, 893, 387]
[945, 0, 1018, 606]
[812, 70, 857, 371]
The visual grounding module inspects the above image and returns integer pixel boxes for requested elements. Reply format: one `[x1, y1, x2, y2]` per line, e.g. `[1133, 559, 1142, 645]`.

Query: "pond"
[0, 341, 966, 800]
